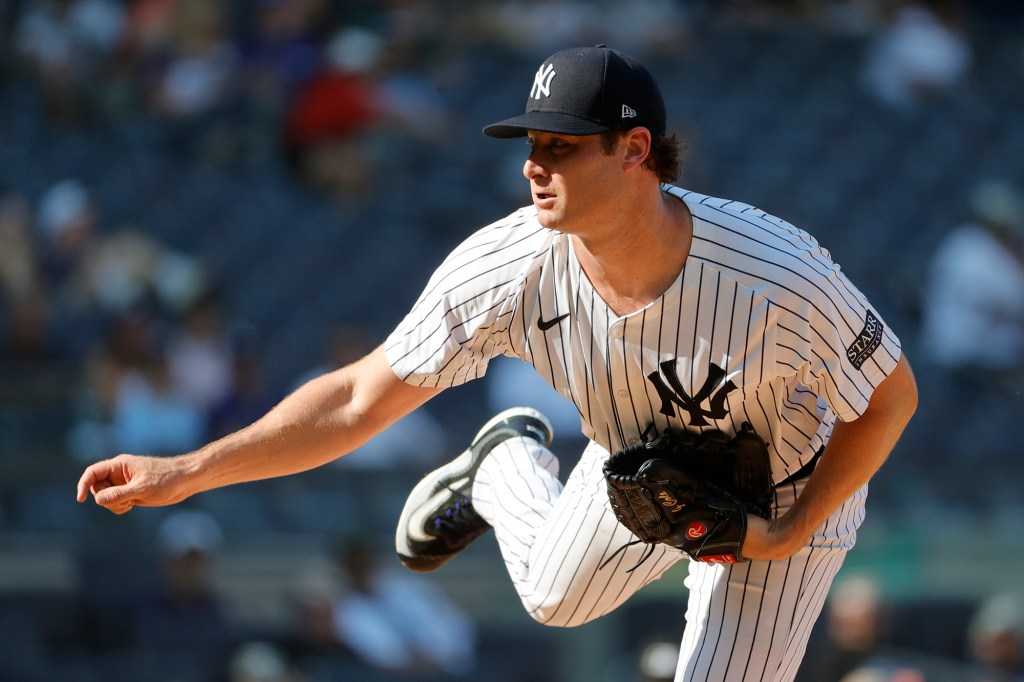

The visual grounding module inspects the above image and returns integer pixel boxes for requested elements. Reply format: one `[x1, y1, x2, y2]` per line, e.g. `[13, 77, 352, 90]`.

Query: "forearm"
[743, 354, 918, 560]
[179, 370, 380, 495]
[151, 346, 439, 501]
[780, 354, 918, 545]
[77, 347, 441, 512]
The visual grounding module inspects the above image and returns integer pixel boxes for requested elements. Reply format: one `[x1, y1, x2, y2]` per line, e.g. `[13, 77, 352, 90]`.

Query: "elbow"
[887, 353, 919, 431]
[899, 357, 919, 425]
[905, 381, 919, 423]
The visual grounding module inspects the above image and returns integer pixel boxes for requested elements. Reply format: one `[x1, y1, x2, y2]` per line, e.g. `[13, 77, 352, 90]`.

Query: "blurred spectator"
[636, 639, 678, 682]
[112, 341, 206, 455]
[282, 26, 385, 203]
[13, 0, 127, 123]
[967, 593, 1024, 682]
[483, 0, 604, 55]
[165, 290, 237, 414]
[920, 179, 1024, 394]
[208, 345, 281, 441]
[67, 243, 210, 460]
[68, 310, 151, 461]
[0, 290, 60, 362]
[861, 0, 971, 110]
[797, 574, 890, 682]
[329, 535, 478, 677]
[0, 190, 41, 303]
[151, 249, 210, 314]
[282, 23, 453, 204]
[34, 177, 99, 294]
[121, 0, 177, 57]
[229, 640, 306, 682]
[147, 0, 238, 120]
[237, 0, 329, 119]
[70, 310, 206, 456]
[286, 561, 349, 658]
[133, 510, 235, 682]
[78, 226, 164, 313]
[838, 664, 927, 682]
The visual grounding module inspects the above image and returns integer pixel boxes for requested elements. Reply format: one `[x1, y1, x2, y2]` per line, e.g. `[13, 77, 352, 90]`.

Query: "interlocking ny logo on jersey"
[530, 63, 556, 99]
[647, 360, 737, 427]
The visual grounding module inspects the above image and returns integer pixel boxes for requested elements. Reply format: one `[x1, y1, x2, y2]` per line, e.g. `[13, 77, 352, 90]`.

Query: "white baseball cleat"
[395, 407, 554, 572]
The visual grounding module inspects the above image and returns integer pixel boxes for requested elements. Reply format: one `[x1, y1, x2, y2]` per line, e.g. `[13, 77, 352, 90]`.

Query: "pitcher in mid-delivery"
[78, 46, 917, 681]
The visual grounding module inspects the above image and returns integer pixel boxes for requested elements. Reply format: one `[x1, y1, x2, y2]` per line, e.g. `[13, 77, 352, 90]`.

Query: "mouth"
[533, 191, 556, 208]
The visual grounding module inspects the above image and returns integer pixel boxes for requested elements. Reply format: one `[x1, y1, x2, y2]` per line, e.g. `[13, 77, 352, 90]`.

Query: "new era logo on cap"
[622, 104, 637, 119]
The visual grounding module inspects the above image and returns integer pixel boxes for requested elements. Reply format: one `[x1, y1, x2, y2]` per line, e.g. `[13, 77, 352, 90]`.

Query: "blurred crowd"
[633, 574, 1024, 682]
[0, 0, 1023, 680]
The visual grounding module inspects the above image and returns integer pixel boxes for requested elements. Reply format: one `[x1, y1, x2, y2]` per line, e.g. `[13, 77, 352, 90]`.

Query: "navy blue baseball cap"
[483, 45, 666, 139]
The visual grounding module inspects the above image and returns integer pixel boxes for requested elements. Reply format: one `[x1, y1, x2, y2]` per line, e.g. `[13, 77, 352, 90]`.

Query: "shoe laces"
[431, 495, 488, 537]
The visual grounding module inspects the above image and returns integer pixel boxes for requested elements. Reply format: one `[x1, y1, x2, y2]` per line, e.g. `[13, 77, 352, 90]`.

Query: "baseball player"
[77, 46, 917, 681]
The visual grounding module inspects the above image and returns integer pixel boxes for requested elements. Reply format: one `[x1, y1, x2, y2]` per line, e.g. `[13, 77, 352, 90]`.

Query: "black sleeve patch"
[847, 311, 883, 370]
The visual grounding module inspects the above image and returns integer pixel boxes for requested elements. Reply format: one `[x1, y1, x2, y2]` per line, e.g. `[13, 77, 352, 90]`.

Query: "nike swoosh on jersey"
[537, 313, 569, 331]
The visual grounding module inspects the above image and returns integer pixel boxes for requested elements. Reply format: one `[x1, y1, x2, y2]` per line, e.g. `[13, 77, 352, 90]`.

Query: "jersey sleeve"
[384, 210, 549, 388]
[776, 245, 902, 422]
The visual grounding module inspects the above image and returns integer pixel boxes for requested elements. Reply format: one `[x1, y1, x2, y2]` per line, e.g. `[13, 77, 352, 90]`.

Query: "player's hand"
[76, 454, 194, 514]
[741, 514, 806, 561]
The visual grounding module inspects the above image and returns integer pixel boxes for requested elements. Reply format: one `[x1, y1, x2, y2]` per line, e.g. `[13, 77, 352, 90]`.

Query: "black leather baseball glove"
[602, 422, 773, 567]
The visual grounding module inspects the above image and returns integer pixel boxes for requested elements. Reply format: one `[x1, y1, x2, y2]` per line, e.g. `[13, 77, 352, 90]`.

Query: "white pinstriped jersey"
[385, 185, 901, 485]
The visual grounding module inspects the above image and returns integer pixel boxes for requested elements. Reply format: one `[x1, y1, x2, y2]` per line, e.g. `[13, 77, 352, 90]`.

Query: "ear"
[622, 127, 652, 172]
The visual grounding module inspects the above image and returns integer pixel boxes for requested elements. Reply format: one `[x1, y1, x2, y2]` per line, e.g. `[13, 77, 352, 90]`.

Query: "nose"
[523, 153, 548, 181]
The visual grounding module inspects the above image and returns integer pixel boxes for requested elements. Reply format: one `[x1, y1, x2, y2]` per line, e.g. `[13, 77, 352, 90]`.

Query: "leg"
[674, 481, 867, 681]
[395, 408, 555, 572]
[472, 436, 687, 627]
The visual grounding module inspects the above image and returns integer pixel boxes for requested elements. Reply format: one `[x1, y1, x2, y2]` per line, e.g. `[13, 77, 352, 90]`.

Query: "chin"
[535, 209, 566, 231]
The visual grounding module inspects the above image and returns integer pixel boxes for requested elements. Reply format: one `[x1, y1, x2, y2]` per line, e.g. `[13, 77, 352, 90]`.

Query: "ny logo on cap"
[530, 63, 556, 100]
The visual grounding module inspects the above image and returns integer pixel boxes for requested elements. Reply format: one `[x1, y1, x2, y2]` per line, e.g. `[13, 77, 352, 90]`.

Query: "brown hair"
[601, 130, 684, 183]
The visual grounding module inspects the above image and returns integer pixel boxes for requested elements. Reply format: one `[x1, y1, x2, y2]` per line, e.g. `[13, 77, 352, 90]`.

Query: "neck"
[573, 189, 692, 316]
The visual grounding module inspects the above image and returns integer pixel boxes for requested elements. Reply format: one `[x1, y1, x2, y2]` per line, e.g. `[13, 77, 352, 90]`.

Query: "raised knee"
[521, 595, 599, 629]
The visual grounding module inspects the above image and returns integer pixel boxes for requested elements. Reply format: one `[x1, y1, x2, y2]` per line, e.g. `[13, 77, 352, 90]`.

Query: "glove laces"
[599, 539, 658, 573]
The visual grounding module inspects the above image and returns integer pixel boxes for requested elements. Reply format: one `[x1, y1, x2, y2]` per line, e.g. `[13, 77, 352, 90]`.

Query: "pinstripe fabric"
[676, 480, 862, 682]
[384, 185, 900, 679]
[472, 437, 684, 628]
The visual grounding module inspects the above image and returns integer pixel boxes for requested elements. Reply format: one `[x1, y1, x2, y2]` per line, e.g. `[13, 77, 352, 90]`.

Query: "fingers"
[93, 477, 134, 508]
[741, 515, 803, 562]
[76, 454, 188, 514]
[76, 455, 141, 514]
[107, 501, 136, 515]
[76, 459, 119, 503]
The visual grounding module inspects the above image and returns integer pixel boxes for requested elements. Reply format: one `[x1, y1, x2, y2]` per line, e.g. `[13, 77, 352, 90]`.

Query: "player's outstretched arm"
[76, 345, 442, 514]
[743, 353, 918, 561]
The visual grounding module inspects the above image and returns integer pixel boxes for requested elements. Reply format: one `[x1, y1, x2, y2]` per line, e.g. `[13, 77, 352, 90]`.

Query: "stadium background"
[0, 1, 1022, 680]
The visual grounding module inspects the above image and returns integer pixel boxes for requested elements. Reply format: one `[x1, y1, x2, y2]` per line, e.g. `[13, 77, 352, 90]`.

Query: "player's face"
[523, 131, 625, 233]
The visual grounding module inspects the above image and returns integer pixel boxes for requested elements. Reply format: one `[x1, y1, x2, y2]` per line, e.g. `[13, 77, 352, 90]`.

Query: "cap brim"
[482, 111, 611, 138]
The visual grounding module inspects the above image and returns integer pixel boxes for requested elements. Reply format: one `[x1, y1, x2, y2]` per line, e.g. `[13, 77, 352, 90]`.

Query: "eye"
[548, 138, 575, 153]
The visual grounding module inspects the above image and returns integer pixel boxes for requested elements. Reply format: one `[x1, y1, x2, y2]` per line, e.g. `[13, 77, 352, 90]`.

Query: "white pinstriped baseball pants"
[471, 436, 865, 682]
